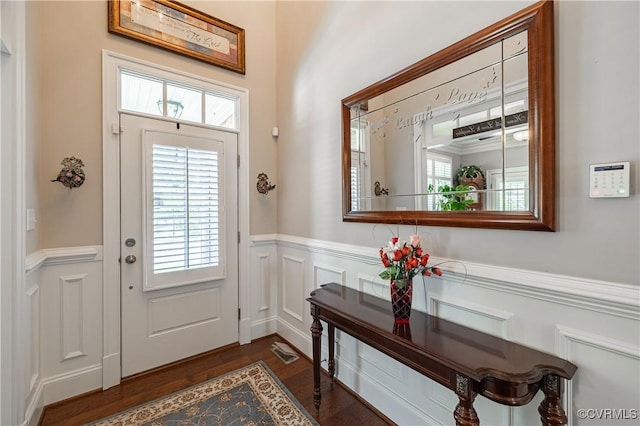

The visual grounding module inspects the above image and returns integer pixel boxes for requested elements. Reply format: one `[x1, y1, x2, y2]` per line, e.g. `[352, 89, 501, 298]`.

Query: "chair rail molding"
[25, 246, 103, 273]
[265, 234, 639, 320]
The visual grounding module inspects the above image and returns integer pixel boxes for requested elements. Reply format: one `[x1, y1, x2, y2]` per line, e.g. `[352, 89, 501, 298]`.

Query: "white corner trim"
[25, 246, 103, 273]
[250, 234, 278, 246]
[24, 251, 47, 273]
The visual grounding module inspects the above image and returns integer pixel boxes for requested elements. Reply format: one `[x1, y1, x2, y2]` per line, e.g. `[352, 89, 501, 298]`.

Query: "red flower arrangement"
[378, 234, 442, 283]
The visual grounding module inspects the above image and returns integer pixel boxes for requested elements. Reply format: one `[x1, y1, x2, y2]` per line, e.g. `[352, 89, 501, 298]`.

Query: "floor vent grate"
[271, 342, 299, 364]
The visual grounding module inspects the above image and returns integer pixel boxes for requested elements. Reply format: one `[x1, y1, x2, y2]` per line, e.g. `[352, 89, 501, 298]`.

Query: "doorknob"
[125, 255, 137, 264]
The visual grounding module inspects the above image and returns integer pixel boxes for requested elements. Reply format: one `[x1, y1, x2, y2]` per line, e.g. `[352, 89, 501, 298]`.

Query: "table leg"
[328, 324, 335, 381]
[310, 305, 323, 410]
[454, 394, 479, 426]
[538, 374, 568, 426]
[454, 374, 479, 426]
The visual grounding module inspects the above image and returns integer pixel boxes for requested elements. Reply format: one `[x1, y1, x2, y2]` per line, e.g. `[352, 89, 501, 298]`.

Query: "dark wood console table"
[307, 283, 577, 426]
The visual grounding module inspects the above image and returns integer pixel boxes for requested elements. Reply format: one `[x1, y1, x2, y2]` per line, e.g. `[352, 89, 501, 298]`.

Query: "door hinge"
[237, 155, 240, 168]
[238, 308, 241, 320]
[238, 231, 240, 243]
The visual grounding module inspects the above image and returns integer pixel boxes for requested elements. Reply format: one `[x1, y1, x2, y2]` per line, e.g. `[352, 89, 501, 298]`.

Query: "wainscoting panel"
[24, 267, 42, 425]
[26, 284, 40, 394]
[274, 245, 309, 353]
[281, 254, 305, 322]
[33, 246, 103, 408]
[557, 326, 640, 426]
[25, 238, 640, 426]
[313, 263, 346, 290]
[249, 237, 278, 339]
[266, 234, 640, 426]
[430, 296, 514, 339]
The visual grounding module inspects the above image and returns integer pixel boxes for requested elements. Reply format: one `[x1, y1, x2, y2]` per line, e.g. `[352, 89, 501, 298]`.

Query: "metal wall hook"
[257, 172, 276, 194]
[51, 156, 86, 189]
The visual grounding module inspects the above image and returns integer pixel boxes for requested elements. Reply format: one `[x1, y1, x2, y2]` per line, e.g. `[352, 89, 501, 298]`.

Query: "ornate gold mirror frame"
[342, 1, 555, 231]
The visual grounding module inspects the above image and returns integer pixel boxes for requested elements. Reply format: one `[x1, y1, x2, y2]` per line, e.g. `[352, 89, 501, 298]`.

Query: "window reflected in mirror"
[349, 30, 530, 213]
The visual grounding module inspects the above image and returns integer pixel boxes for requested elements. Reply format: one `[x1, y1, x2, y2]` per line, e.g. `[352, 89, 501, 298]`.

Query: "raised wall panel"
[431, 297, 514, 339]
[357, 274, 387, 299]
[282, 255, 305, 322]
[147, 288, 221, 336]
[27, 285, 40, 393]
[249, 241, 277, 340]
[313, 263, 346, 289]
[59, 274, 87, 361]
[426, 297, 515, 424]
[358, 343, 404, 386]
[257, 253, 271, 312]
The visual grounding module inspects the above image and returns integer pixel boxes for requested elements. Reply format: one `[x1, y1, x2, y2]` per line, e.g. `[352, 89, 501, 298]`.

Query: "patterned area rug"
[86, 361, 319, 426]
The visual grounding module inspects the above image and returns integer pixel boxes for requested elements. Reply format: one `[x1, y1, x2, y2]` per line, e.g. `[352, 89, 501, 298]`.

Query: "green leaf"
[379, 270, 391, 280]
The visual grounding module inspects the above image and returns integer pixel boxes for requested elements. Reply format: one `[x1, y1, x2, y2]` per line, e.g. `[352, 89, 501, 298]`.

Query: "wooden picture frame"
[108, 0, 245, 74]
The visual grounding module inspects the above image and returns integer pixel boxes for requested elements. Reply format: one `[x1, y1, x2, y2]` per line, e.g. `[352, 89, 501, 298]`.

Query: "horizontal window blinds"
[152, 144, 220, 275]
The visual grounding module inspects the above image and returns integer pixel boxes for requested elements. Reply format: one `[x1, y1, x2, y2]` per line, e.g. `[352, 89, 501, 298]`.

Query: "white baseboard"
[239, 318, 252, 344]
[276, 317, 312, 356]
[251, 316, 277, 340]
[102, 353, 120, 390]
[24, 380, 44, 426]
[41, 364, 102, 406]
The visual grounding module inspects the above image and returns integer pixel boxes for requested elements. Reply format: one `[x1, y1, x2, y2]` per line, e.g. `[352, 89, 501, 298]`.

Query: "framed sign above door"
[108, 0, 246, 74]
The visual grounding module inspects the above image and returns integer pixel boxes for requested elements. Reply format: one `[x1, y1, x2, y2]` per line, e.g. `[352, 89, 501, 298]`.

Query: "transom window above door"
[120, 70, 238, 129]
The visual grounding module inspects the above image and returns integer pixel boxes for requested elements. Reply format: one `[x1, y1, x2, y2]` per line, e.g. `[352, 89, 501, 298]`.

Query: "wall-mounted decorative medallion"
[51, 156, 86, 189]
[257, 173, 276, 195]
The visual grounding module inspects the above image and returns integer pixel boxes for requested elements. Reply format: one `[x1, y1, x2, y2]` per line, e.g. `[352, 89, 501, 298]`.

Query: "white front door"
[120, 114, 238, 377]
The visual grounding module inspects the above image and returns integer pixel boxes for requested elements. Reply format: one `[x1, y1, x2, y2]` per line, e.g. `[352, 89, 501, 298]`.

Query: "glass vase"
[390, 278, 413, 324]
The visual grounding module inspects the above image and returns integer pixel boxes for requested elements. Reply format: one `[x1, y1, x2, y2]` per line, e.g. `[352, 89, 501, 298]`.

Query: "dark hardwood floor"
[39, 334, 393, 425]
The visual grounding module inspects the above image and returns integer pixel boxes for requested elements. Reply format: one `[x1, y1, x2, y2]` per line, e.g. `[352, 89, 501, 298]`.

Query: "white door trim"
[101, 50, 251, 389]
[1, 1, 28, 423]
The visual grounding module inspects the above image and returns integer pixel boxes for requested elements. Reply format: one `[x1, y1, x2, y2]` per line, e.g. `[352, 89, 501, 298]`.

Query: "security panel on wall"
[589, 162, 631, 198]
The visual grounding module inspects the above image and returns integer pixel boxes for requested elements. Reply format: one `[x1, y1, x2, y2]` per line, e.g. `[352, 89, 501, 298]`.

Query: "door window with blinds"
[142, 130, 225, 291]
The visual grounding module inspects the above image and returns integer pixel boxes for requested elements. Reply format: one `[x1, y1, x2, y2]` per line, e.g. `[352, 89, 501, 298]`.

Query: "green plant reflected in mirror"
[342, 1, 555, 231]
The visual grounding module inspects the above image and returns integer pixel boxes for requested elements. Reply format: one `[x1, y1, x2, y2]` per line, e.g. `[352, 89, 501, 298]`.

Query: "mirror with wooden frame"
[342, 0, 555, 231]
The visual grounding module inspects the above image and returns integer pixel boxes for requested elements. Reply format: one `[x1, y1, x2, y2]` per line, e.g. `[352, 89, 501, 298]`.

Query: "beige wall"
[274, 0, 639, 285]
[26, 1, 640, 285]
[28, 0, 278, 250]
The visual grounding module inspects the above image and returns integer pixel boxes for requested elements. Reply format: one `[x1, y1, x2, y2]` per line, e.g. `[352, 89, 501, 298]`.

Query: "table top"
[308, 283, 577, 385]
